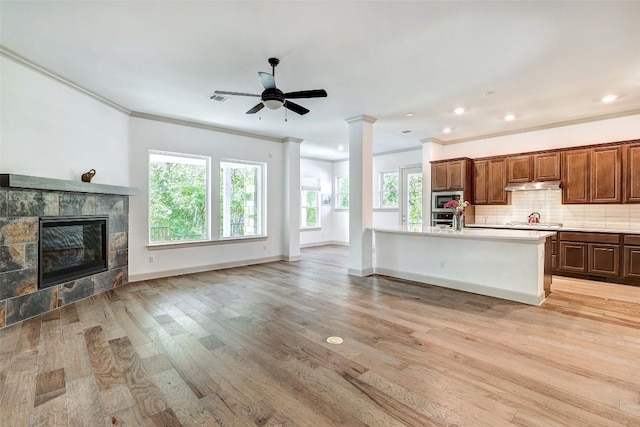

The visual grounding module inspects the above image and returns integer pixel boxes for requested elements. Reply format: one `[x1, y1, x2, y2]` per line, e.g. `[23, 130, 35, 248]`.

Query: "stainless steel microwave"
[432, 191, 464, 212]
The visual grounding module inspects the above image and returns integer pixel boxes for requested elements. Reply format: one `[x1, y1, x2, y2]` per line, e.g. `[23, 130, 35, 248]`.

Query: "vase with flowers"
[443, 199, 471, 231]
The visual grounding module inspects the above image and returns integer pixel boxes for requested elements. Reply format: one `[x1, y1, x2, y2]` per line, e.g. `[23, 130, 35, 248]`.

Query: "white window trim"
[301, 178, 321, 230]
[379, 170, 399, 209]
[148, 149, 211, 244]
[220, 158, 267, 239]
[335, 176, 349, 210]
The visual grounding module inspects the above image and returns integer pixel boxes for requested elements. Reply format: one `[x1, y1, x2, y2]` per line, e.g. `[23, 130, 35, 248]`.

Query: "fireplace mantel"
[0, 174, 137, 196]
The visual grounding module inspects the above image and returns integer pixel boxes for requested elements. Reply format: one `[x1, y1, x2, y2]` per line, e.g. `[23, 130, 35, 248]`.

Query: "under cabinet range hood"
[504, 180, 562, 191]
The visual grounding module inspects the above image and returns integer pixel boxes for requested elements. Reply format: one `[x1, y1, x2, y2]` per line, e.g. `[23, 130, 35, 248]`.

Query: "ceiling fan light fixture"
[264, 99, 283, 110]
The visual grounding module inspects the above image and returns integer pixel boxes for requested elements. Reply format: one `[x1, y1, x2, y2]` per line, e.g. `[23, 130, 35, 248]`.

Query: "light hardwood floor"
[1, 245, 639, 426]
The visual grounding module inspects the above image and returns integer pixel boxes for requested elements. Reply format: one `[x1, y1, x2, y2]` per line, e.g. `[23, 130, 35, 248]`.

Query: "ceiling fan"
[212, 58, 327, 116]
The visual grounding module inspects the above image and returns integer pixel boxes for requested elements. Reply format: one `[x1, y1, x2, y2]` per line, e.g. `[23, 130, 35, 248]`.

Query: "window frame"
[148, 150, 211, 245]
[379, 170, 399, 209]
[335, 176, 349, 210]
[219, 159, 267, 239]
[301, 177, 321, 230]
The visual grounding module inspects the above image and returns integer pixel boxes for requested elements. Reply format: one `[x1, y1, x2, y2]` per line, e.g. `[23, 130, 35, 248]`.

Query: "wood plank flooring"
[1, 244, 640, 426]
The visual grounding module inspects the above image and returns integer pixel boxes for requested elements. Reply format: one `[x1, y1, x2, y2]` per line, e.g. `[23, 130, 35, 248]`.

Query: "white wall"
[128, 117, 285, 280]
[300, 158, 334, 247]
[0, 57, 130, 185]
[436, 114, 640, 160]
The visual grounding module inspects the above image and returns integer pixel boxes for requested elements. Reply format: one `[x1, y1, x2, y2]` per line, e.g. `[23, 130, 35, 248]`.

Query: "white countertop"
[370, 225, 555, 242]
[465, 223, 640, 234]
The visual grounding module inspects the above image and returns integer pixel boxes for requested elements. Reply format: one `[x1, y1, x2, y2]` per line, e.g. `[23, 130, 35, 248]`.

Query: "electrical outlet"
[439, 261, 445, 268]
[263, 244, 268, 250]
[149, 255, 155, 263]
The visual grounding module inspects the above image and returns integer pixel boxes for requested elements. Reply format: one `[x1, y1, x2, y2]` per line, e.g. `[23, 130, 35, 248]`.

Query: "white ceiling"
[1, 1, 639, 160]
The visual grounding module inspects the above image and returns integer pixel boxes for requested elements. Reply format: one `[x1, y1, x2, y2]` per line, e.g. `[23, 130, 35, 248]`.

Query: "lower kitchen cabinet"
[559, 241, 588, 273]
[588, 244, 620, 277]
[623, 235, 640, 280]
[556, 232, 623, 280]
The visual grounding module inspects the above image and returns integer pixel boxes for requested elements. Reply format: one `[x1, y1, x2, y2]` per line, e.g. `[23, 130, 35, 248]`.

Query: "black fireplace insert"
[39, 216, 109, 288]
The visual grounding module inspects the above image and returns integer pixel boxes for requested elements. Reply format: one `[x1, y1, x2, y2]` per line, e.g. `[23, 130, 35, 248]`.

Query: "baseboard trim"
[348, 267, 375, 277]
[301, 240, 349, 248]
[284, 255, 301, 262]
[374, 267, 545, 306]
[129, 255, 284, 282]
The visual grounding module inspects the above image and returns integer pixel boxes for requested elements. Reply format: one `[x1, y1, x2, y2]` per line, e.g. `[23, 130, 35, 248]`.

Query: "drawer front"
[623, 235, 640, 246]
[559, 232, 620, 244]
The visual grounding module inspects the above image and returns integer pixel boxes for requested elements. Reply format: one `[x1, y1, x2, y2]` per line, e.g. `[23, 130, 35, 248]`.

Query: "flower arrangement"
[443, 199, 471, 231]
[443, 199, 471, 215]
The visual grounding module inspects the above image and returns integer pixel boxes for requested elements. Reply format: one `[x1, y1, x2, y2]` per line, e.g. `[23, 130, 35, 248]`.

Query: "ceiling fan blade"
[284, 101, 309, 115]
[258, 72, 276, 90]
[213, 90, 260, 97]
[246, 103, 265, 114]
[284, 89, 327, 99]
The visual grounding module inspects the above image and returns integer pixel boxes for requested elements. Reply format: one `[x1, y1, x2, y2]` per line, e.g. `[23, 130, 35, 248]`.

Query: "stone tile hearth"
[0, 180, 133, 329]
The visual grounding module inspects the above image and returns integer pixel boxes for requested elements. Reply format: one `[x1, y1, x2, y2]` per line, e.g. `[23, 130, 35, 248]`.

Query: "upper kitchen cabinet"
[507, 155, 533, 183]
[563, 146, 622, 204]
[591, 145, 622, 203]
[624, 141, 640, 203]
[430, 158, 472, 191]
[473, 157, 510, 205]
[562, 149, 591, 204]
[533, 152, 561, 181]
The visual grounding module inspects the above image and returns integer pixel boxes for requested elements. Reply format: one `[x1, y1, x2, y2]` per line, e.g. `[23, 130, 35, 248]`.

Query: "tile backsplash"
[474, 190, 640, 231]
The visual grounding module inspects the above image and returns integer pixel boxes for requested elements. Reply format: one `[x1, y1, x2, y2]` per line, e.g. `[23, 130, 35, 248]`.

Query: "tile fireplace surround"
[0, 174, 136, 329]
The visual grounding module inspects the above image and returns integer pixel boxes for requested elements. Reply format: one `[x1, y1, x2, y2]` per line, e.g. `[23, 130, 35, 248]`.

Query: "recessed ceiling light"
[601, 94, 617, 103]
[338, 145, 344, 151]
[453, 107, 465, 115]
[504, 114, 516, 122]
[405, 112, 414, 117]
[442, 127, 452, 134]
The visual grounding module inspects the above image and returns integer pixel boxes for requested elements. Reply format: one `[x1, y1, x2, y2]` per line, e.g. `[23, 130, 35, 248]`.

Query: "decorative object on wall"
[81, 169, 96, 182]
[321, 194, 332, 206]
[213, 57, 327, 116]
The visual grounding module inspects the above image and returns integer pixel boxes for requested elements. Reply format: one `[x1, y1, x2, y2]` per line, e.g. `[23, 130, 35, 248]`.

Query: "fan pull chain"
[285, 106, 288, 122]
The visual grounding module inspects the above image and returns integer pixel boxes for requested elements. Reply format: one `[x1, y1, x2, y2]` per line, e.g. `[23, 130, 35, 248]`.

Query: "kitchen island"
[371, 225, 556, 305]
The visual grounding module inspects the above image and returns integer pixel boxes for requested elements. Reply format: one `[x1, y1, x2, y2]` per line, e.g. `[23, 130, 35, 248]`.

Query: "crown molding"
[0, 45, 131, 115]
[129, 112, 285, 143]
[436, 109, 640, 145]
[345, 115, 378, 124]
[420, 138, 445, 145]
[283, 137, 303, 144]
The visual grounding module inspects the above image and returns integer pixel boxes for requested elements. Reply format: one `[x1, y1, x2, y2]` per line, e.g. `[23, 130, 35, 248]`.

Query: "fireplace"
[39, 216, 109, 288]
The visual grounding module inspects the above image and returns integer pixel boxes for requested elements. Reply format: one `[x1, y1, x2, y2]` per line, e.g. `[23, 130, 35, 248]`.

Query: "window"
[379, 171, 399, 208]
[149, 151, 209, 243]
[336, 176, 349, 209]
[220, 160, 265, 238]
[301, 178, 321, 229]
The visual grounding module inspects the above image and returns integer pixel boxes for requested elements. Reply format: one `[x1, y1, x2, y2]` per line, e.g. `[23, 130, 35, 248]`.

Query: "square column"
[346, 115, 376, 276]
[421, 138, 444, 226]
[282, 137, 302, 261]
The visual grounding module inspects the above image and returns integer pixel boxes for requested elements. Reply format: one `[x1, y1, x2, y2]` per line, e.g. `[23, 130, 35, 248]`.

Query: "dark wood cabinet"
[589, 244, 620, 277]
[624, 143, 640, 203]
[507, 155, 533, 183]
[431, 163, 448, 191]
[591, 146, 622, 203]
[557, 232, 622, 278]
[487, 158, 509, 204]
[431, 158, 471, 192]
[623, 235, 640, 279]
[563, 146, 622, 204]
[473, 158, 509, 205]
[473, 160, 488, 205]
[562, 149, 590, 204]
[534, 152, 561, 181]
[559, 241, 588, 273]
